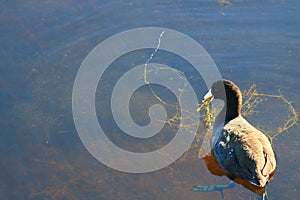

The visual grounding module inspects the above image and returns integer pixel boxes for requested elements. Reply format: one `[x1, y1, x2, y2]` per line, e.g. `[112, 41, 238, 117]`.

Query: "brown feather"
[204, 80, 277, 195]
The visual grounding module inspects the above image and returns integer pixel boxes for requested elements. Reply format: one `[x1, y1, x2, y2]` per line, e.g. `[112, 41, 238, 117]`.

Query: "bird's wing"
[213, 118, 276, 186]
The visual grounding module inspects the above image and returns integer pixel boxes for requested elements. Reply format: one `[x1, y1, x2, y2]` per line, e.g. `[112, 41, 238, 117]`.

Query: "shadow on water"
[1, 0, 300, 199]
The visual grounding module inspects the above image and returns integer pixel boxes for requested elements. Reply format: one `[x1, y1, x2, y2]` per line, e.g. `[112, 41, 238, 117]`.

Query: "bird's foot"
[192, 180, 235, 199]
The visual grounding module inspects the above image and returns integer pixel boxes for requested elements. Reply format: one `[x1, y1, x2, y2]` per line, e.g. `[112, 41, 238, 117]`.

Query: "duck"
[193, 80, 276, 200]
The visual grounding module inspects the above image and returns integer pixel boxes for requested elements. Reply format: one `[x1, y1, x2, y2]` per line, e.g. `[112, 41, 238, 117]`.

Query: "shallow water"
[1, 1, 300, 199]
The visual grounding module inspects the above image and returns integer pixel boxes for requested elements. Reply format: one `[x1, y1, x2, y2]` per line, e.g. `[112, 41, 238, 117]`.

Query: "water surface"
[1, 1, 300, 199]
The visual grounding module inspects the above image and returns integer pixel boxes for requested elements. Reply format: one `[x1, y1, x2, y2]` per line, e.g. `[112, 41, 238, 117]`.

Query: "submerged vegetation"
[11, 31, 298, 200]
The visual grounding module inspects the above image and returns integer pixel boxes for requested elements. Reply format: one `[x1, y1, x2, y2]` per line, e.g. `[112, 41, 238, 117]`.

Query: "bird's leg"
[192, 180, 235, 199]
[258, 191, 268, 200]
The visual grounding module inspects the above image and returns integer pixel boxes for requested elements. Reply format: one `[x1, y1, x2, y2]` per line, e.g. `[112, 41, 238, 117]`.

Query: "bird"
[193, 80, 276, 200]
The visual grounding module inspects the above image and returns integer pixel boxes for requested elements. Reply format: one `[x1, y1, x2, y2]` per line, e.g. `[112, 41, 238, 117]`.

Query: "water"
[1, 1, 300, 199]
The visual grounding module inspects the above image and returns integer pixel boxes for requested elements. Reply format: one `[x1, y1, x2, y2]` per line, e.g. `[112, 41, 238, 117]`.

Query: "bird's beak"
[203, 89, 214, 102]
[196, 89, 214, 112]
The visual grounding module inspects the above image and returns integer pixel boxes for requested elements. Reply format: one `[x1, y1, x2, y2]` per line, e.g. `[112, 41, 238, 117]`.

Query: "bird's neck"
[220, 94, 242, 122]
